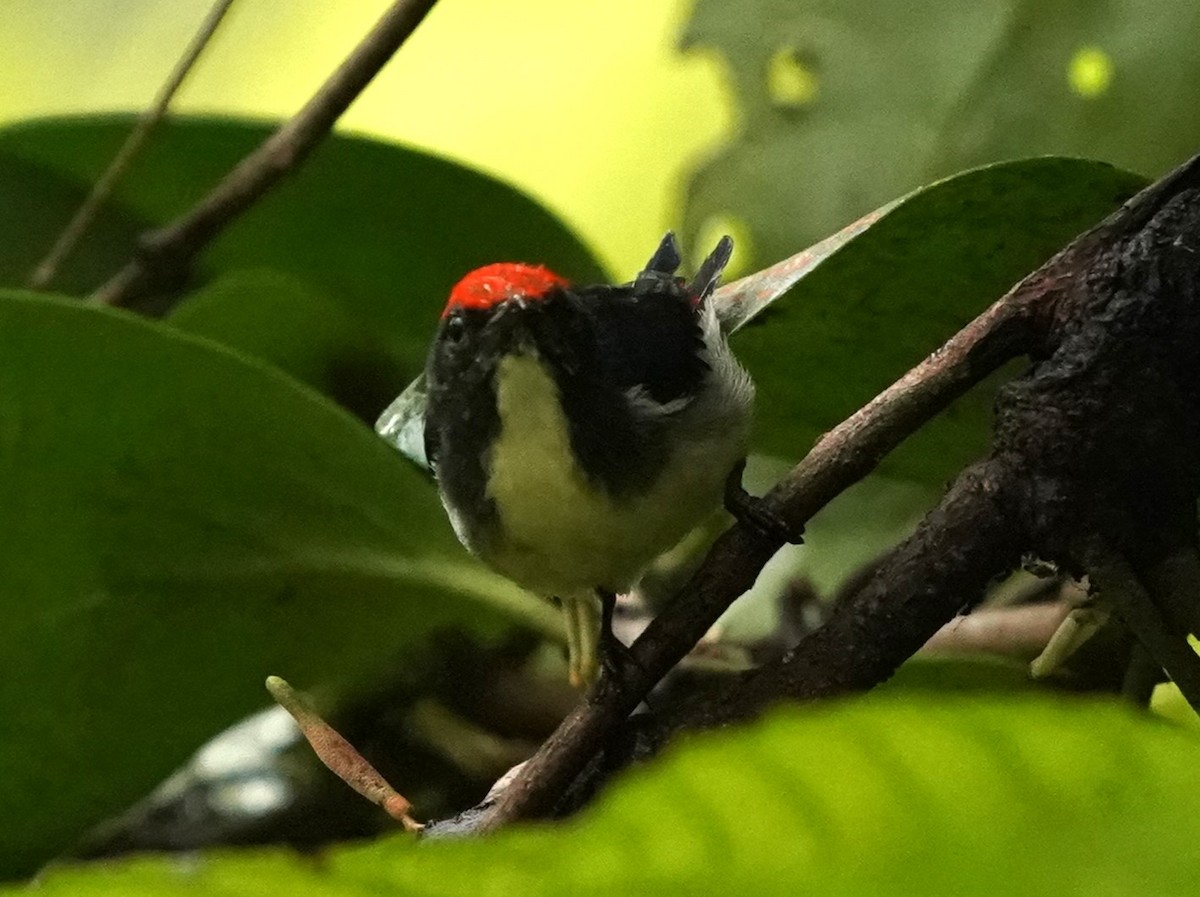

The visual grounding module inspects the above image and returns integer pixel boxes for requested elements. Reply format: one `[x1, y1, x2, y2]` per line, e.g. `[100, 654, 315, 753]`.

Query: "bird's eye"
[443, 315, 466, 343]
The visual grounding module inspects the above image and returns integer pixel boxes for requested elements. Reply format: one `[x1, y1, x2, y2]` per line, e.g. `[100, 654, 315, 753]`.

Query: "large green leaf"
[0, 291, 559, 879]
[15, 696, 1200, 894]
[0, 153, 149, 294]
[167, 269, 405, 421]
[682, 0, 1200, 266]
[0, 115, 606, 420]
[0, 115, 606, 360]
[725, 157, 1145, 482]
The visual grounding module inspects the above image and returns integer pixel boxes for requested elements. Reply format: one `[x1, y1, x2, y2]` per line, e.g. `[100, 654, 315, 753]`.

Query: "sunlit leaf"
[16, 696, 1200, 895]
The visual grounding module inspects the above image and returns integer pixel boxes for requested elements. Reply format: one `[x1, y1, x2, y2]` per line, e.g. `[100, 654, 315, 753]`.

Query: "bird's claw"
[595, 591, 647, 692]
[723, 460, 804, 545]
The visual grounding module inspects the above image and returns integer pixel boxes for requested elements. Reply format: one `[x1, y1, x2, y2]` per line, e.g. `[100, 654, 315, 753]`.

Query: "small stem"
[266, 676, 422, 831]
[1141, 544, 1200, 637]
[1122, 643, 1163, 707]
[92, 0, 440, 309]
[1028, 588, 1112, 680]
[1079, 539, 1200, 713]
[28, 0, 239, 290]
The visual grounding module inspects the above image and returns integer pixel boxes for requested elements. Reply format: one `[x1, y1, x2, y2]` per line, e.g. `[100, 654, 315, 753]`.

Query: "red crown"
[443, 263, 569, 318]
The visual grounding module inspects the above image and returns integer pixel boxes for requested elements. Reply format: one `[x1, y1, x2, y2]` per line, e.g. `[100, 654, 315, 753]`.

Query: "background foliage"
[21, 697, 1200, 896]
[683, 0, 1200, 271]
[1, 0, 1198, 892]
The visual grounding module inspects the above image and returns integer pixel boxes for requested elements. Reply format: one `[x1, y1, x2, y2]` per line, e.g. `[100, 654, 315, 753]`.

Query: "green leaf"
[724, 157, 1146, 483]
[1151, 682, 1200, 732]
[884, 654, 1038, 693]
[0, 115, 607, 374]
[0, 153, 149, 294]
[16, 696, 1200, 894]
[682, 0, 1200, 262]
[168, 269, 405, 420]
[0, 291, 558, 879]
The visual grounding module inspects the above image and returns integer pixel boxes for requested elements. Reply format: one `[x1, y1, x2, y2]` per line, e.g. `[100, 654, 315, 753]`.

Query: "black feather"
[426, 235, 718, 509]
[632, 232, 682, 295]
[538, 279, 707, 496]
[689, 235, 734, 304]
[644, 231, 682, 275]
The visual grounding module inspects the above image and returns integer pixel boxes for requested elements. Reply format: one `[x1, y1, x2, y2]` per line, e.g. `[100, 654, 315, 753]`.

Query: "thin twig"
[1121, 643, 1163, 706]
[28, 0, 239, 291]
[91, 0, 440, 308]
[1140, 545, 1200, 637]
[1078, 539, 1200, 711]
[266, 676, 423, 831]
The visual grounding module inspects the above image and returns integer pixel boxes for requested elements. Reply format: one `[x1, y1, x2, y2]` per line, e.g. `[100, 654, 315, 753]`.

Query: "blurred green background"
[0, 0, 730, 277]
[6, 0, 1199, 277]
[3, 1, 1200, 893]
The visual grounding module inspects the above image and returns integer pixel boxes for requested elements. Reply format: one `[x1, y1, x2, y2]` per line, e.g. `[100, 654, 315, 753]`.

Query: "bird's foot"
[596, 590, 648, 692]
[723, 459, 804, 545]
[598, 627, 641, 688]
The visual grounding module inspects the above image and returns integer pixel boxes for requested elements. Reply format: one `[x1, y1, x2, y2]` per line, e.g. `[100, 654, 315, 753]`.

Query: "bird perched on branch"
[377, 234, 761, 687]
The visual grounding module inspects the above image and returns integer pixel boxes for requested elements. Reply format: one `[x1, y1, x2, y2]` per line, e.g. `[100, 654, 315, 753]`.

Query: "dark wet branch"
[433, 151, 1200, 836]
[692, 153, 1200, 725]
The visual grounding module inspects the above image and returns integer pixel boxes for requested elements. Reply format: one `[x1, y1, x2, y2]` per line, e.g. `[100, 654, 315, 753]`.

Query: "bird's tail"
[633, 231, 734, 307]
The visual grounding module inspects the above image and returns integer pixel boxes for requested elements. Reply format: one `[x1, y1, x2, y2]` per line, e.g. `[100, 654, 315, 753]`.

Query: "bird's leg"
[597, 588, 623, 671]
[596, 589, 648, 687]
[598, 588, 617, 640]
[561, 592, 601, 689]
[723, 458, 804, 545]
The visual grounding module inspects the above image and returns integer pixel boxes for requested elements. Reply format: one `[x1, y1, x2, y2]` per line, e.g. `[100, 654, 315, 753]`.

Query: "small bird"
[378, 234, 756, 687]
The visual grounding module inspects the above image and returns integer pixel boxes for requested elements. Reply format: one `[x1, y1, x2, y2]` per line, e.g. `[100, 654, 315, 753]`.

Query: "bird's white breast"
[479, 349, 750, 597]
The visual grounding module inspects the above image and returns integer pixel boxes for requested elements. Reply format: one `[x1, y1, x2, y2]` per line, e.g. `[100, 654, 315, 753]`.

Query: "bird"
[377, 233, 758, 687]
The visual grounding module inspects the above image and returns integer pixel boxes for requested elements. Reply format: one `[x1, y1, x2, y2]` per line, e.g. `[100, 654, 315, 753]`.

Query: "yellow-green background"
[0, 0, 729, 276]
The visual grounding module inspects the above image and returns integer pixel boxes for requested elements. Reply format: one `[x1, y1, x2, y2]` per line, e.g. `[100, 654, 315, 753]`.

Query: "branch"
[464, 150, 1200, 832]
[28, 0, 239, 291]
[1076, 540, 1200, 708]
[91, 0, 439, 309]
[707, 152, 1200, 720]
[712, 461, 1026, 718]
[266, 676, 422, 832]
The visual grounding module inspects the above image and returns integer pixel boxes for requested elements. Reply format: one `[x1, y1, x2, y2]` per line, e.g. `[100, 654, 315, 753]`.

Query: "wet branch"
[446, 151, 1200, 834]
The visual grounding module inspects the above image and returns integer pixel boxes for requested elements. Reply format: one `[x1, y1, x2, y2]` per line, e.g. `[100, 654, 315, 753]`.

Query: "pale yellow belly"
[483, 353, 746, 596]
